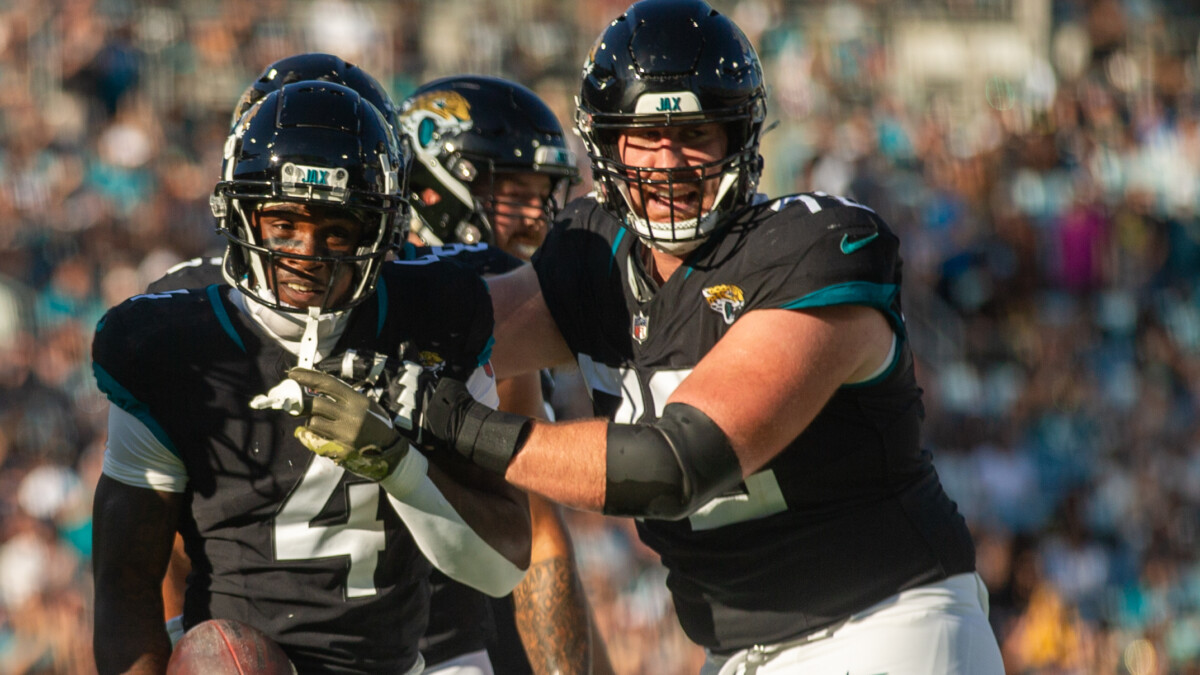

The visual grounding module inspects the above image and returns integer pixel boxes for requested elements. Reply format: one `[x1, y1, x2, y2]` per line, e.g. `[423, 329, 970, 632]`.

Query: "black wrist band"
[461, 404, 531, 474]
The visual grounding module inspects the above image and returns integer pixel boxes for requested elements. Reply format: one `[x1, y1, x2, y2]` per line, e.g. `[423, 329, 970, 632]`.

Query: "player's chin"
[505, 236, 543, 261]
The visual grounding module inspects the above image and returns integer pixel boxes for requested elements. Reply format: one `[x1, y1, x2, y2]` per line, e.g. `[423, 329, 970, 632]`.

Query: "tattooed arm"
[93, 475, 182, 674]
[513, 494, 614, 675]
[495, 371, 611, 674]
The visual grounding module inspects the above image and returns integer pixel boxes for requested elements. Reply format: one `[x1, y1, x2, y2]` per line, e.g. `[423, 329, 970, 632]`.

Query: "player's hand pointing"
[287, 368, 411, 481]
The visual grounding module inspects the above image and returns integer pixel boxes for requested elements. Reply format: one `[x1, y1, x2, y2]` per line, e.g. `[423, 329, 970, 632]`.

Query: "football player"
[92, 82, 530, 673]
[151, 54, 406, 643]
[402, 75, 576, 261]
[298, 1, 1008, 673]
[398, 75, 609, 675]
[148, 57, 608, 674]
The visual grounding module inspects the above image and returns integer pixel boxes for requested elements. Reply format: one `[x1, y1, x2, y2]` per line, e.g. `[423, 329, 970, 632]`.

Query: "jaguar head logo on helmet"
[399, 76, 579, 259]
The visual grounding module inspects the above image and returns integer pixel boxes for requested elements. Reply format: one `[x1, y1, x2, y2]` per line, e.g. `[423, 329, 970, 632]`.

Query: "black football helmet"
[398, 75, 579, 247]
[229, 52, 400, 132]
[211, 82, 410, 313]
[576, 0, 766, 253]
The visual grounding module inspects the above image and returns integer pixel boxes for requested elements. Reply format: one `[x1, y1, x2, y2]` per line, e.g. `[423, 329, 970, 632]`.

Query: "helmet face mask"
[399, 76, 579, 252]
[576, 0, 767, 253]
[474, 168, 566, 260]
[211, 82, 410, 313]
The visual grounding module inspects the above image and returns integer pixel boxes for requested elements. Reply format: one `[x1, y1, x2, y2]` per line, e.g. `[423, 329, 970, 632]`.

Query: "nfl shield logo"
[632, 312, 649, 344]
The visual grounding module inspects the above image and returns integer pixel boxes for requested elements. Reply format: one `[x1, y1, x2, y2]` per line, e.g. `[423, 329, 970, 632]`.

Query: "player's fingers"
[289, 368, 356, 399]
[304, 393, 350, 425]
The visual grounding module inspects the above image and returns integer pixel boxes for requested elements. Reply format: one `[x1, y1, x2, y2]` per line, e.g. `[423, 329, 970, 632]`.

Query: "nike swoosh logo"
[840, 232, 879, 254]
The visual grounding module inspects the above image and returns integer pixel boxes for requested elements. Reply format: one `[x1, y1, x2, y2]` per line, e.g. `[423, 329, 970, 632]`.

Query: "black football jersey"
[400, 241, 524, 277]
[94, 261, 494, 673]
[532, 194, 976, 653]
[145, 243, 530, 669]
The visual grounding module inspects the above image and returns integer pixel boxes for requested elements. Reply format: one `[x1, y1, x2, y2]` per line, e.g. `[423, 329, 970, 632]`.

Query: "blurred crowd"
[2, 0, 1200, 673]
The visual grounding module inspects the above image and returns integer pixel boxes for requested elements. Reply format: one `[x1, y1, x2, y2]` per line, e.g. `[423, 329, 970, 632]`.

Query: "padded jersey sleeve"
[92, 296, 192, 490]
[376, 256, 499, 380]
[92, 298, 180, 455]
[440, 260, 498, 378]
[102, 406, 188, 492]
[145, 256, 224, 293]
[740, 197, 907, 333]
[532, 198, 625, 359]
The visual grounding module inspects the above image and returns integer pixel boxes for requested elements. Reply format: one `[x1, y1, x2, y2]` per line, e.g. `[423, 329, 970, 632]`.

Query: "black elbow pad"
[604, 403, 743, 520]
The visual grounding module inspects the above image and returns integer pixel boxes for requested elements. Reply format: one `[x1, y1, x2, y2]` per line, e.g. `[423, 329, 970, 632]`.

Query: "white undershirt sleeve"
[102, 405, 189, 493]
[379, 363, 524, 597]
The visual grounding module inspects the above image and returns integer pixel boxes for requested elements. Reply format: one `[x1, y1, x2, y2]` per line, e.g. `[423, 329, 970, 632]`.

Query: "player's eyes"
[322, 225, 363, 248]
[324, 233, 353, 248]
[261, 219, 296, 234]
[630, 130, 662, 145]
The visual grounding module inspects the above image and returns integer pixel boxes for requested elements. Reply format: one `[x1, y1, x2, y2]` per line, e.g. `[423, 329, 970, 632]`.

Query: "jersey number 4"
[274, 456, 386, 598]
[578, 357, 789, 531]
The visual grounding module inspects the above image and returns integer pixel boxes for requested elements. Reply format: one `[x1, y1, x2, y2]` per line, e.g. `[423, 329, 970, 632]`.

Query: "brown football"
[166, 619, 295, 675]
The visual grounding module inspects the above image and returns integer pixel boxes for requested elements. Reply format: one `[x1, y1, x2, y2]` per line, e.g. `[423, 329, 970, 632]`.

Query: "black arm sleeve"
[604, 403, 743, 520]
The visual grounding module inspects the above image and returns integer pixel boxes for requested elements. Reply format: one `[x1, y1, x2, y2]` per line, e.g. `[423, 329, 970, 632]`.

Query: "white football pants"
[700, 573, 1004, 675]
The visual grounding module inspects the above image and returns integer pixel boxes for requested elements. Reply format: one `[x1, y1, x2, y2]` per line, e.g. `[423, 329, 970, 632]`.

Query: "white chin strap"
[240, 293, 348, 416]
[232, 288, 349, 365]
[641, 236, 707, 255]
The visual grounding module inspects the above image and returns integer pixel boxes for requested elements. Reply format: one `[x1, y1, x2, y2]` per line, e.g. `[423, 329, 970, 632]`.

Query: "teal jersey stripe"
[779, 281, 906, 389]
[93, 363, 181, 459]
[207, 284, 246, 352]
[375, 280, 388, 337]
[477, 335, 495, 368]
[609, 228, 626, 275]
[778, 281, 905, 337]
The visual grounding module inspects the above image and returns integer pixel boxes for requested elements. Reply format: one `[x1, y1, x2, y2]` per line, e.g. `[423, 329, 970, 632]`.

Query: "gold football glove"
[287, 368, 409, 481]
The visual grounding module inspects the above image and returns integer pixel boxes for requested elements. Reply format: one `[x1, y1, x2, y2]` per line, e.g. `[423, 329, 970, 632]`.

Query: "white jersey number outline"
[274, 456, 387, 598]
[576, 357, 788, 530]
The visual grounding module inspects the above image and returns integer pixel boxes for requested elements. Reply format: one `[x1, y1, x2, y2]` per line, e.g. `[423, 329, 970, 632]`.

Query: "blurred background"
[2, 0, 1200, 672]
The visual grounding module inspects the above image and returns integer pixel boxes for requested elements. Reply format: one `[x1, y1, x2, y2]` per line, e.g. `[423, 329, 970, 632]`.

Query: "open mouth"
[644, 189, 701, 219]
[274, 271, 328, 305]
